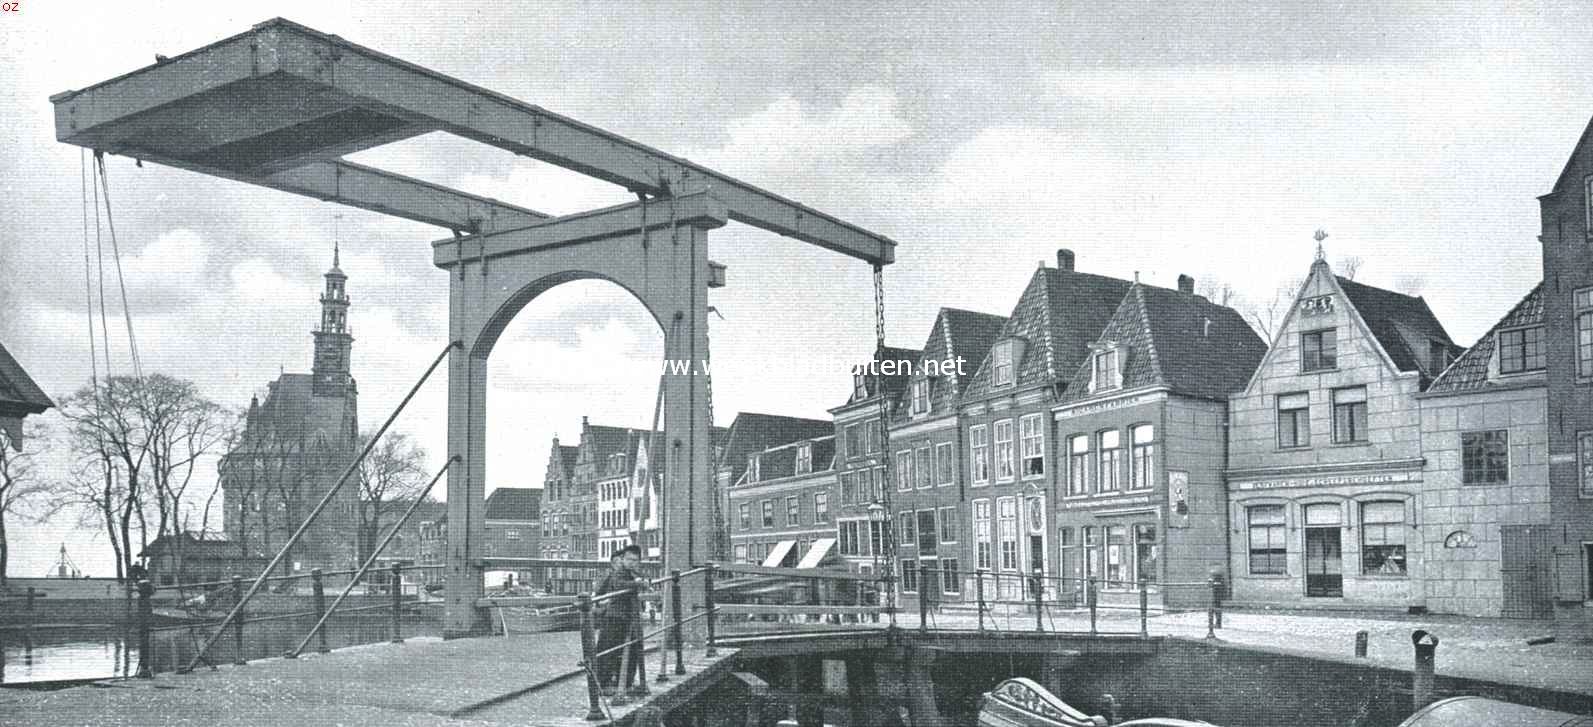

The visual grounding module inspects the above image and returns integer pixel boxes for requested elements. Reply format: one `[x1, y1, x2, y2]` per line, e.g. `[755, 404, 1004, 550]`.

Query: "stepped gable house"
[1053, 276, 1264, 608]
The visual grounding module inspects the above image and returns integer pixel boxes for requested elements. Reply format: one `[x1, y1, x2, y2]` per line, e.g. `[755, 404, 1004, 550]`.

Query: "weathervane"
[1313, 229, 1329, 261]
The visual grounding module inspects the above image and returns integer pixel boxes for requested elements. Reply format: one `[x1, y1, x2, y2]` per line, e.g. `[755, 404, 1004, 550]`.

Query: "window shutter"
[1552, 545, 1584, 602]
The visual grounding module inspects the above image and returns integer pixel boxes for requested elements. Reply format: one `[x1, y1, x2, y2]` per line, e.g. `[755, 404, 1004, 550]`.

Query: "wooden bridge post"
[919, 563, 930, 633]
[704, 563, 718, 657]
[311, 569, 331, 653]
[578, 594, 604, 721]
[1031, 569, 1044, 632]
[390, 563, 404, 644]
[1138, 576, 1149, 637]
[975, 570, 986, 633]
[231, 575, 247, 665]
[669, 569, 685, 678]
[1087, 578, 1097, 636]
[135, 579, 154, 678]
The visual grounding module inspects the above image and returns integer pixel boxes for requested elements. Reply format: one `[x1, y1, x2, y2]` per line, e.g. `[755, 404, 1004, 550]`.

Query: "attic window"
[795, 443, 813, 475]
[1429, 341, 1451, 375]
[853, 373, 869, 400]
[1498, 326, 1545, 374]
[910, 378, 930, 416]
[992, 342, 1015, 386]
[747, 454, 761, 483]
[1090, 347, 1122, 393]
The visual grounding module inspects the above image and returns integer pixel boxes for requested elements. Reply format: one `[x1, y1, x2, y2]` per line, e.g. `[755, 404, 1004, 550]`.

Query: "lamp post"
[867, 501, 887, 609]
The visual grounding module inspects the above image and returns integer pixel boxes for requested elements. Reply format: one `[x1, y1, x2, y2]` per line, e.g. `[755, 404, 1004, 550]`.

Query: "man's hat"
[618, 544, 642, 558]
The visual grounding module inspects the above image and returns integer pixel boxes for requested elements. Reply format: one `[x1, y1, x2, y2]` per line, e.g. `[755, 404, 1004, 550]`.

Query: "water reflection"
[0, 627, 135, 684]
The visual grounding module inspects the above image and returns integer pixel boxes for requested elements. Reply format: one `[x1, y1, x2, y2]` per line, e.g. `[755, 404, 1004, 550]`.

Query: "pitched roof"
[965, 266, 1133, 399]
[1336, 276, 1462, 381]
[485, 487, 540, 521]
[716, 412, 834, 485]
[1427, 283, 1545, 393]
[896, 308, 1006, 421]
[559, 445, 579, 472]
[0, 341, 53, 414]
[745, 435, 837, 484]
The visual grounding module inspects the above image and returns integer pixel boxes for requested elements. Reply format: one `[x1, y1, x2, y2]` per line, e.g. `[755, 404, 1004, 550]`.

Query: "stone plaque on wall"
[1168, 470, 1191, 528]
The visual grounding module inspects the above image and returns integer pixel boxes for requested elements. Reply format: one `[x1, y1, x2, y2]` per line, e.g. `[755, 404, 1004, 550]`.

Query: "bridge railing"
[708, 562, 896, 630]
[914, 566, 1222, 638]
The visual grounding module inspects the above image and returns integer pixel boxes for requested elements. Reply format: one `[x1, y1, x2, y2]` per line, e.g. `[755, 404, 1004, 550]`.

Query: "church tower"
[312, 243, 355, 397]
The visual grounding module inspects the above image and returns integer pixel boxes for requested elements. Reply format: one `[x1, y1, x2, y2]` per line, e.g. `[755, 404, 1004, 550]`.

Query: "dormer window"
[853, 373, 869, 400]
[1090, 347, 1122, 392]
[746, 454, 761, 483]
[795, 443, 813, 475]
[909, 378, 930, 416]
[607, 453, 627, 475]
[1498, 326, 1545, 374]
[1429, 341, 1451, 375]
[992, 342, 1015, 386]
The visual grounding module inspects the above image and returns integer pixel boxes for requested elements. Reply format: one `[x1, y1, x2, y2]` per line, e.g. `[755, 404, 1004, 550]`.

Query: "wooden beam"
[268, 160, 547, 231]
[713, 563, 881, 583]
[716, 604, 890, 616]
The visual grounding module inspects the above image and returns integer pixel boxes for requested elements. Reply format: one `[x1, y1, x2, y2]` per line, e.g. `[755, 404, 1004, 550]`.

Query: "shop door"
[1500, 524, 1552, 619]
[1304, 527, 1343, 597]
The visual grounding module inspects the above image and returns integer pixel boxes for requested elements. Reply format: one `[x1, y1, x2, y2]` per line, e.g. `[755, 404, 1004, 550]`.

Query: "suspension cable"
[79, 150, 100, 392]
[91, 152, 113, 383]
[94, 152, 143, 379]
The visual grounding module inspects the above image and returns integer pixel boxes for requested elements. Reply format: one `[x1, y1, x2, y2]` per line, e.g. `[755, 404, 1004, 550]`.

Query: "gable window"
[1020, 414, 1045, 477]
[973, 499, 993, 570]
[910, 378, 930, 415]
[916, 444, 932, 489]
[1360, 501, 1407, 576]
[786, 496, 800, 526]
[1097, 429, 1122, 493]
[814, 492, 830, 523]
[795, 443, 813, 475]
[970, 425, 990, 485]
[1277, 392, 1311, 448]
[992, 342, 1015, 386]
[1091, 348, 1121, 392]
[1129, 424, 1155, 491]
[935, 442, 954, 486]
[994, 419, 1016, 481]
[1499, 326, 1546, 374]
[1067, 435, 1090, 496]
[938, 506, 958, 543]
[1300, 329, 1338, 372]
[1247, 505, 1286, 575]
[1331, 387, 1369, 444]
[896, 450, 914, 491]
[761, 500, 774, 528]
[1575, 289, 1592, 379]
[1462, 430, 1509, 485]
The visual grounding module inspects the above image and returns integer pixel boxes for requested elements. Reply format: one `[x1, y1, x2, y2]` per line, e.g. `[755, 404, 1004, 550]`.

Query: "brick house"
[831, 347, 919, 580]
[1536, 116, 1593, 638]
[726, 435, 839, 568]
[1418, 284, 1550, 617]
[1053, 277, 1264, 608]
[538, 438, 578, 559]
[959, 250, 1131, 601]
[888, 308, 1005, 604]
[1225, 257, 1461, 611]
[715, 413, 833, 561]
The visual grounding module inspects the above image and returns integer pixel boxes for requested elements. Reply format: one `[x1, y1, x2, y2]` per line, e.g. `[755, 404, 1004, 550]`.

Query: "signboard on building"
[1054, 391, 1165, 418]
[1231, 470, 1420, 491]
[1168, 470, 1190, 528]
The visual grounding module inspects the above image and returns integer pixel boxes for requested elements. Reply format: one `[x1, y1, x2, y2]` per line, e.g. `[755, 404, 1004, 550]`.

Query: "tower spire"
[312, 236, 354, 396]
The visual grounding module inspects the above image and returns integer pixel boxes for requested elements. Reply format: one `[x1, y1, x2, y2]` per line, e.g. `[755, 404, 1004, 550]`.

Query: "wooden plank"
[716, 604, 888, 616]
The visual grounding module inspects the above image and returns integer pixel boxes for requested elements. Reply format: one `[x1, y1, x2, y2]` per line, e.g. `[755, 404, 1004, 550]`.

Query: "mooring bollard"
[1032, 570, 1044, 632]
[1138, 577, 1149, 638]
[975, 570, 986, 633]
[1355, 630, 1368, 658]
[577, 594, 604, 721]
[136, 579, 154, 678]
[1087, 578, 1098, 636]
[704, 564, 718, 657]
[1205, 575, 1220, 639]
[920, 563, 931, 633]
[312, 569, 331, 654]
[1412, 629, 1438, 711]
[390, 563, 404, 643]
[231, 575, 247, 665]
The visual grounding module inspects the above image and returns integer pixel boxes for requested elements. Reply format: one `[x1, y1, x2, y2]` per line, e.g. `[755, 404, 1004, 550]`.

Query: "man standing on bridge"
[595, 544, 649, 695]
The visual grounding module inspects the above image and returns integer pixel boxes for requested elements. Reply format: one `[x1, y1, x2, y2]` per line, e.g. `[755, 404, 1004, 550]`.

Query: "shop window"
[1067, 435, 1089, 496]
[1129, 424, 1155, 490]
[1360, 501, 1407, 575]
[1247, 505, 1287, 575]
[1097, 430, 1122, 492]
[1332, 387, 1368, 444]
[1134, 524, 1158, 585]
[1083, 526, 1100, 582]
[1499, 326, 1546, 374]
[1020, 413, 1045, 477]
[1462, 430, 1509, 485]
[1301, 329, 1338, 371]
[973, 499, 993, 570]
[970, 425, 990, 485]
[1277, 392, 1311, 448]
[1105, 525, 1129, 588]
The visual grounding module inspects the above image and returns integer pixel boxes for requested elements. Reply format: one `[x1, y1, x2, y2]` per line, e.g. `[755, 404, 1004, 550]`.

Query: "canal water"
[0, 611, 442, 686]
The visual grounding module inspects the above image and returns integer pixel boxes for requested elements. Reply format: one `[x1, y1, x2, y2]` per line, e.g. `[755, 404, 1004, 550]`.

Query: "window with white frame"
[910, 378, 930, 415]
[938, 506, 958, 542]
[1067, 435, 1089, 496]
[746, 454, 761, 483]
[762, 500, 774, 527]
[1580, 432, 1593, 498]
[1462, 430, 1509, 485]
[1575, 288, 1592, 379]
[853, 373, 869, 400]
[839, 520, 863, 556]
[973, 499, 992, 570]
[896, 450, 913, 491]
[1020, 413, 1044, 477]
[941, 558, 961, 595]
[1091, 347, 1121, 392]
[1097, 429, 1122, 492]
[505, 529, 520, 540]
[916, 444, 932, 489]
[898, 511, 915, 546]
[992, 342, 1015, 386]
[815, 492, 830, 523]
[1129, 424, 1154, 490]
[786, 496, 800, 526]
[1247, 504, 1286, 575]
[1360, 501, 1408, 575]
[739, 503, 751, 530]
[795, 443, 813, 475]
[970, 425, 990, 485]
[997, 497, 1019, 571]
[935, 442, 954, 486]
[994, 419, 1016, 481]
[1499, 326, 1546, 374]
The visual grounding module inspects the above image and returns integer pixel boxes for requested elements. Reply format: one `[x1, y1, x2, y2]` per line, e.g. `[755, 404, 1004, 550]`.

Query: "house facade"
[1053, 277, 1264, 608]
[1418, 285, 1551, 617]
[1537, 117, 1593, 637]
[959, 250, 1131, 601]
[726, 436, 839, 568]
[538, 438, 578, 560]
[1226, 257, 1459, 610]
[830, 348, 917, 580]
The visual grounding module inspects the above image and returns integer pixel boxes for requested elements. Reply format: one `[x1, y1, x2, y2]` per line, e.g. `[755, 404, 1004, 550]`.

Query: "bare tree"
[1197, 279, 1238, 307]
[1395, 275, 1427, 297]
[354, 432, 430, 563]
[1338, 255, 1364, 281]
[1243, 277, 1303, 343]
[0, 421, 60, 587]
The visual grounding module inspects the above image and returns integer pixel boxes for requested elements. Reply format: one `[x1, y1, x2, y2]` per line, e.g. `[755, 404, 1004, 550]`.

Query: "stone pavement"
[0, 631, 734, 727]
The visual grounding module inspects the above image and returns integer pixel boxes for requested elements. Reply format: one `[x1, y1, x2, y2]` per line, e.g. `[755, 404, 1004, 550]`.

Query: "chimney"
[1056, 249, 1075, 271]
[1178, 274, 1195, 295]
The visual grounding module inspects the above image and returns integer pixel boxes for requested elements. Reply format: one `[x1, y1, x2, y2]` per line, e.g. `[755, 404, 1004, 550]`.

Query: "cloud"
[230, 258, 316, 307]
[699, 86, 914, 188]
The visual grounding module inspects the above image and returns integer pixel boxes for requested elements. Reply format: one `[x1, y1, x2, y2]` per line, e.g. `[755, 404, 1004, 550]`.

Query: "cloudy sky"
[3, 1, 1590, 575]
